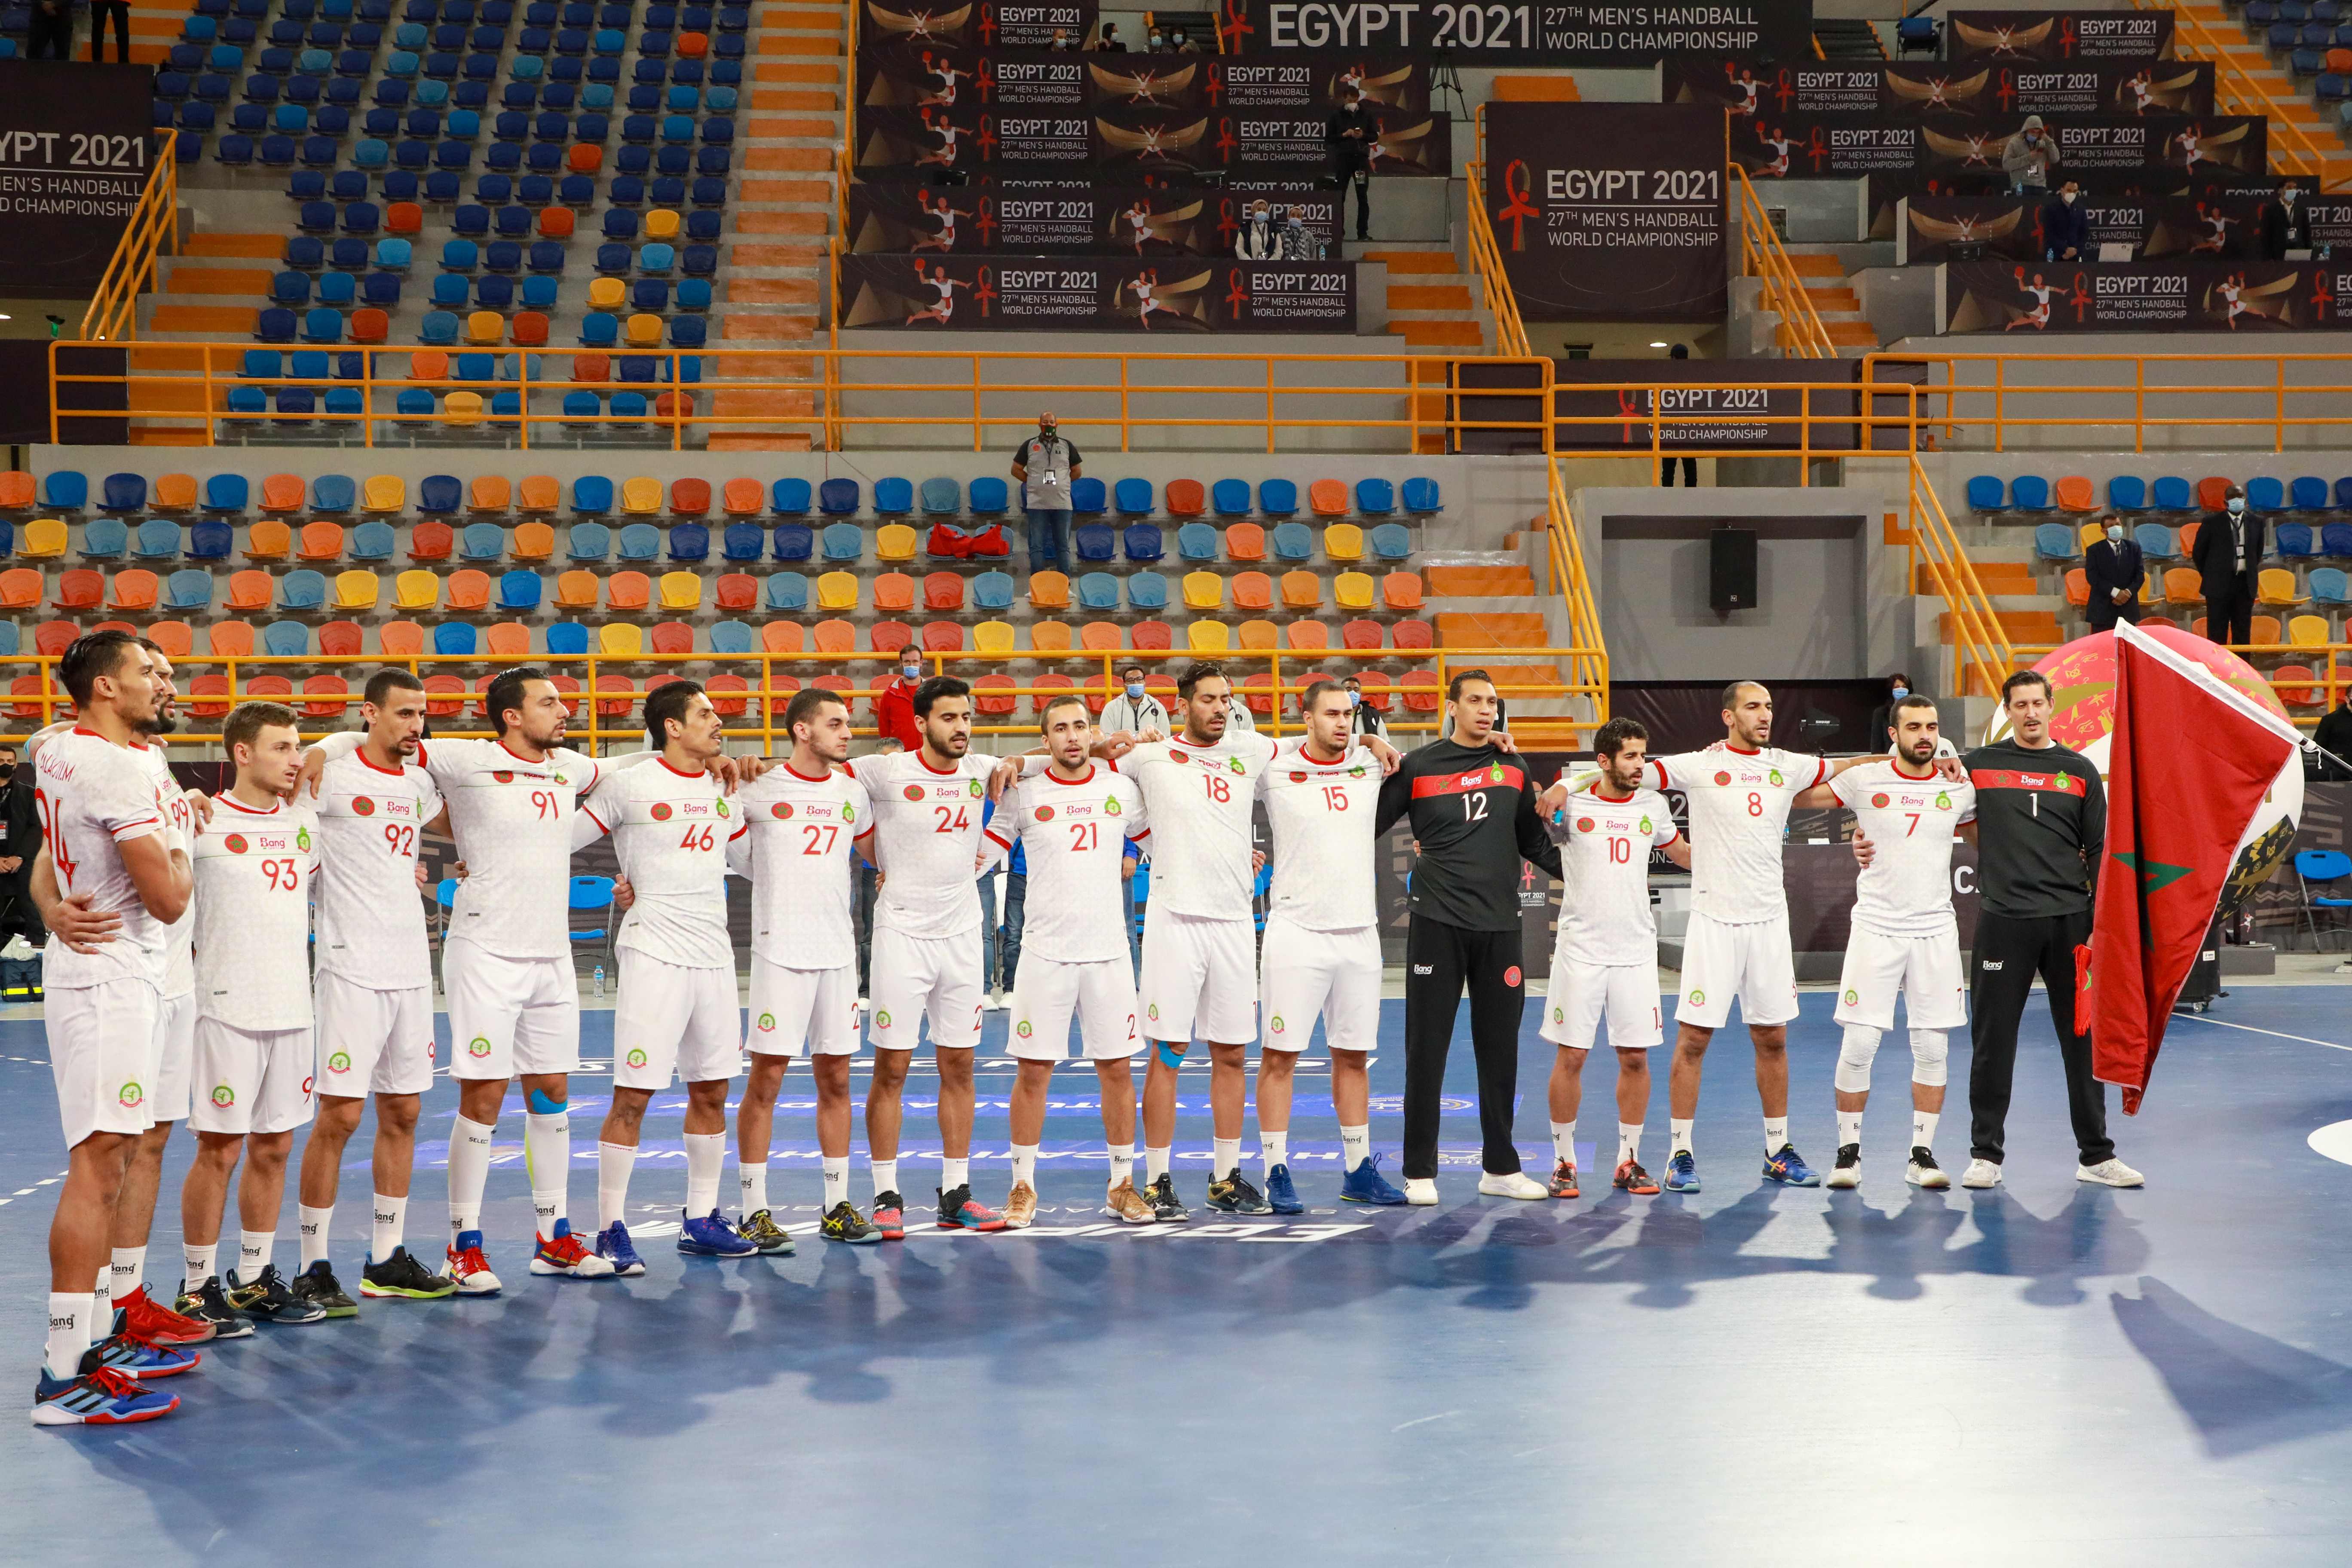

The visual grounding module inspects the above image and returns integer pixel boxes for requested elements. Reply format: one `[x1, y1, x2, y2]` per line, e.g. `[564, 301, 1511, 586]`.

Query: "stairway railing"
[1732, 161, 1839, 359]
[1901, 439, 2018, 700]
[1540, 458, 1611, 734]
[79, 145, 180, 343]
[1462, 157, 1531, 361]
[2138, 0, 2342, 189]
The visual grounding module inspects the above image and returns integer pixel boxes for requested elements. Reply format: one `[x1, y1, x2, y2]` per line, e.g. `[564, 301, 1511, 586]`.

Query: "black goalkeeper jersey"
[1375, 739, 1562, 932]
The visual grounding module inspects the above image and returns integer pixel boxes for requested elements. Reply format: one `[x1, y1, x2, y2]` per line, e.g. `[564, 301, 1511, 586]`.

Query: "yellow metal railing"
[1733, 161, 1838, 359]
[1902, 446, 2017, 699]
[1462, 158, 1532, 361]
[2139, 0, 2344, 190]
[81, 145, 181, 344]
[1540, 459, 1610, 734]
[1868, 351, 2352, 453]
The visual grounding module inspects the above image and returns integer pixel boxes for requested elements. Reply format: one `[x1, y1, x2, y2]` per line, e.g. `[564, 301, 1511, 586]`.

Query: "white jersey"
[142, 746, 197, 999]
[381, 735, 603, 961]
[1648, 747, 1828, 926]
[983, 764, 1146, 963]
[731, 763, 872, 971]
[1256, 738, 1380, 933]
[1550, 785, 1681, 968]
[1120, 729, 1279, 921]
[1829, 761, 1976, 937]
[312, 749, 442, 992]
[581, 758, 744, 970]
[191, 795, 322, 1031]
[33, 728, 170, 990]
[859, 749, 998, 940]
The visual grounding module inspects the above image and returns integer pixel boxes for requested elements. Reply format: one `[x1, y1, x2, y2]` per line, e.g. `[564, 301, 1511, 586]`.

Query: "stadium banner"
[853, 102, 1450, 175]
[1914, 112, 2267, 178]
[1729, 112, 1916, 178]
[1666, 58, 2213, 119]
[1945, 9, 2174, 61]
[1942, 259, 2352, 333]
[1481, 102, 1728, 322]
[1230, 0, 1812, 67]
[845, 180, 1341, 254]
[0, 63, 155, 294]
[856, 46, 1431, 116]
[861, 0, 1102, 49]
[1551, 358, 1862, 452]
[1898, 192, 2154, 263]
[838, 253, 1357, 331]
[2145, 191, 2352, 257]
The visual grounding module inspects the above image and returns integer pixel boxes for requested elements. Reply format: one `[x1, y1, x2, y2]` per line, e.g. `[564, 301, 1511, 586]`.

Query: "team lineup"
[25, 631, 2143, 1425]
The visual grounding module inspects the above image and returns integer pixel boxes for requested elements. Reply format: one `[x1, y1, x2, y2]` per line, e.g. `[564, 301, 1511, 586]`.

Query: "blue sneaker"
[1663, 1151, 1701, 1193]
[31, 1350, 180, 1426]
[1340, 1153, 1407, 1206]
[88, 1333, 200, 1381]
[594, 1220, 646, 1277]
[1763, 1145, 1822, 1187]
[1264, 1164, 1303, 1215]
[677, 1208, 758, 1257]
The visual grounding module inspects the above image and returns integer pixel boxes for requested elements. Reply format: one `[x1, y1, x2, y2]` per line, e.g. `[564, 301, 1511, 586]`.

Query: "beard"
[142, 703, 180, 738]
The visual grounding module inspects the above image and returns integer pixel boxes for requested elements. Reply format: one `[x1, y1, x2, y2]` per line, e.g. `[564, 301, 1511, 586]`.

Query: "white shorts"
[1674, 911, 1798, 1030]
[314, 973, 436, 1099]
[444, 938, 580, 1079]
[1009, 953, 1141, 1062]
[152, 990, 197, 1125]
[1139, 908, 1256, 1045]
[867, 925, 983, 1052]
[1834, 922, 1968, 1032]
[1259, 916, 1380, 1054]
[190, 1016, 316, 1137]
[1540, 959, 1664, 1052]
[612, 950, 741, 1089]
[746, 957, 861, 1058]
[47, 977, 161, 1149]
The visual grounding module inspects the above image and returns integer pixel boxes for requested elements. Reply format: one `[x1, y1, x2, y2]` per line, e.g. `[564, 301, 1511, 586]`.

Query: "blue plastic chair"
[667, 522, 710, 562]
[2008, 475, 2051, 511]
[165, 568, 216, 609]
[41, 472, 88, 511]
[498, 569, 542, 610]
[1127, 571, 1169, 611]
[1354, 478, 1395, 515]
[572, 475, 615, 514]
[133, 520, 184, 560]
[709, 619, 754, 655]
[188, 522, 236, 564]
[2106, 475, 2147, 512]
[2309, 566, 2350, 605]
[1074, 524, 1116, 563]
[80, 519, 129, 559]
[772, 477, 812, 515]
[1270, 522, 1314, 562]
[874, 476, 914, 514]
[263, 620, 313, 655]
[202, 475, 251, 516]
[433, 622, 477, 656]
[2336, 477, 2352, 511]
[2324, 522, 2352, 557]
[772, 523, 813, 562]
[2248, 476, 2286, 512]
[968, 476, 1008, 514]
[1210, 478, 1251, 518]
[546, 622, 590, 656]
[2292, 476, 2331, 511]
[2152, 476, 2193, 511]
[1176, 523, 1219, 561]
[458, 522, 504, 560]
[972, 570, 1014, 610]
[764, 572, 808, 611]
[617, 523, 661, 560]
[1964, 475, 2006, 511]
[311, 474, 356, 512]
[1113, 477, 1153, 516]
[818, 478, 859, 515]
[565, 521, 612, 560]
[1075, 571, 1120, 610]
[2034, 523, 2079, 561]
[2135, 523, 2177, 560]
[100, 473, 148, 513]
[1123, 524, 1164, 563]
[279, 570, 328, 609]
[1368, 523, 1412, 561]
[1258, 478, 1298, 517]
[720, 523, 763, 562]
[350, 521, 397, 560]
[1070, 476, 1107, 515]
[1402, 476, 1442, 514]
[2296, 849, 2352, 951]
[916, 476, 960, 515]
[821, 522, 861, 560]
[2277, 523, 2316, 558]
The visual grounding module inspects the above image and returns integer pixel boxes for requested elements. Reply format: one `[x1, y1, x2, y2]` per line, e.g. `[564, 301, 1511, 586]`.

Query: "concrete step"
[183, 233, 285, 259]
[1787, 252, 1847, 278]
[1361, 249, 1459, 275]
[1826, 321, 1881, 347]
[1388, 283, 1473, 311]
[164, 266, 276, 296]
[1434, 609, 1547, 647]
[1426, 564, 1535, 597]
[1939, 607, 2061, 644]
[1387, 320, 1483, 348]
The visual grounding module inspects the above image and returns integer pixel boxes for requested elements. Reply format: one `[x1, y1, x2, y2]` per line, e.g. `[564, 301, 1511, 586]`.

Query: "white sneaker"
[2076, 1158, 2144, 1188]
[1825, 1144, 1861, 1189]
[983, 990, 1010, 1011]
[1960, 1158, 2003, 1189]
[1476, 1171, 1549, 1200]
[1403, 1178, 1439, 1206]
[1905, 1148, 1951, 1189]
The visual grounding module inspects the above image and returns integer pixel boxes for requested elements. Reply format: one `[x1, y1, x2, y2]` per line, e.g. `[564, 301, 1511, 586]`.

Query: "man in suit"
[2191, 482, 2264, 645]
[2082, 515, 2144, 632]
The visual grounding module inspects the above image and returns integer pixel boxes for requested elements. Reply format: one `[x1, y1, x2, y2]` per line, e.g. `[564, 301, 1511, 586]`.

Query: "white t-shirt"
[730, 763, 873, 971]
[1256, 738, 1380, 933]
[858, 749, 998, 940]
[142, 745, 197, 1000]
[312, 748, 443, 992]
[580, 758, 744, 970]
[192, 795, 322, 1031]
[1120, 729, 1279, 921]
[983, 764, 1146, 963]
[1829, 761, 1977, 937]
[1550, 785, 1681, 968]
[34, 728, 169, 990]
[1647, 747, 1828, 926]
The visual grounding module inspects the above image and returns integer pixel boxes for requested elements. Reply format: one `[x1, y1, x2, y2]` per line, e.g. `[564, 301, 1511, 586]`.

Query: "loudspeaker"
[1708, 527, 1757, 615]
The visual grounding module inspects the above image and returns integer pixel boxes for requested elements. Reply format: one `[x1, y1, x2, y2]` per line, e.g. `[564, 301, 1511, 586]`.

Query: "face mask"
[2061, 191, 2076, 205]
[1125, 681, 1145, 700]
[2105, 524, 2123, 541]
[2227, 498, 2246, 515]
[1149, 32, 1162, 45]
[902, 664, 921, 680]
[1346, 690, 1361, 708]
[1889, 686, 1908, 701]
[2285, 190, 2298, 204]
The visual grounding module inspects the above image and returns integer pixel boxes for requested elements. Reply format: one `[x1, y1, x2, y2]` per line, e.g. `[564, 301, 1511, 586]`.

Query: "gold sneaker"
[1003, 1180, 1037, 1229]
[1101, 1177, 1153, 1225]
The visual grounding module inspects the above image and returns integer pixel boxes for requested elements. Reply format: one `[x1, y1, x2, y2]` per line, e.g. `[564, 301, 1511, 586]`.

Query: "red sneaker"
[1613, 1158, 1662, 1196]
[1547, 1160, 1580, 1200]
[936, 1185, 1007, 1232]
[527, 1218, 616, 1278]
[119, 1284, 217, 1346]
[872, 1191, 906, 1241]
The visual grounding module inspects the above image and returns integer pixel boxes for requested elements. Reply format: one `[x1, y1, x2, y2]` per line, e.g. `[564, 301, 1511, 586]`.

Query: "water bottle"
[593, 964, 605, 998]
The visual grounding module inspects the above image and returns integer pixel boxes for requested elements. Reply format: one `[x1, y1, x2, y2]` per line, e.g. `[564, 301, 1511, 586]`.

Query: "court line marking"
[1391, 1410, 1460, 1433]
[2173, 1014, 2352, 1052]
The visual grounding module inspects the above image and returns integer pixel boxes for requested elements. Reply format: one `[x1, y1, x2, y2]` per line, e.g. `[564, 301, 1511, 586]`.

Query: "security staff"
[2192, 482, 2265, 646]
[2083, 516, 2144, 632]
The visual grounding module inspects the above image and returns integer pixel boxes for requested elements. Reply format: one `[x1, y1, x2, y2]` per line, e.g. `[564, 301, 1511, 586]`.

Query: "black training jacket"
[1375, 739, 1562, 932]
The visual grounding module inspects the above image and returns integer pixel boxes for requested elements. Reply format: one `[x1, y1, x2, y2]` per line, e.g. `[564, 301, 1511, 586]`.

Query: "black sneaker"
[737, 1209, 797, 1256]
[1826, 1142, 1862, 1191]
[821, 1200, 882, 1244]
[227, 1264, 328, 1325]
[1207, 1167, 1271, 1215]
[1145, 1172, 1188, 1224]
[172, 1276, 255, 1340]
[290, 1260, 359, 1317]
[360, 1246, 458, 1300]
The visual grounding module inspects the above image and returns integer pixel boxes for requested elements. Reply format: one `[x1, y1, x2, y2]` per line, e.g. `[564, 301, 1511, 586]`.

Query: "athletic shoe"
[1612, 1159, 1661, 1196]
[173, 1276, 254, 1339]
[1960, 1158, 2003, 1190]
[1547, 1160, 1580, 1200]
[1905, 1148, 1951, 1190]
[2076, 1158, 2144, 1188]
[227, 1265, 328, 1325]
[679, 1209, 760, 1257]
[1403, 1178, 1438, 1206]
[1102, 1178, 1154, 1223]
[872, 1192, 906, 1241]
[88, 1332, 200, 1380]
[593, 1221, 646, 1277]
[118, 1285, 215, 1346]
[936, 1185, 1008, 1232]
[31, 1349, 178, 1426]
[821, 1200, 882, 1244]
[1264, 1164, 1303, 1215]
[531, 1219, 616, 1279]
[443, 1231, 503, 1295]
[1762, 1145, 1822, 1187]
[361, 1247, 458, 1300]
[1002, 1181, 1038, 1229]
[1207, 1168, 1271, 1215]
[1663, 1152, 1701, 1193]
[1477, 1171, 1548, 1200]
[1825, 1144, 1862, 1190]
[290, 1260, 359, 1318]
[1145, 1173, 1189, 1223]
[1340, 1155, 1407, 1206]
[736, 1209, 797, 1256]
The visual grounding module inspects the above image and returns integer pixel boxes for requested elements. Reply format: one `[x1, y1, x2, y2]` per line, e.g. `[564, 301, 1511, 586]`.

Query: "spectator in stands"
[1328, 87, 1376, 241]
[2312, 692, 2352, 781]
[1659, 343, 1697, 487]
[1237, 201, 1282, 260]
[2261, 179, 2313, 260]
[1089, 22, 1127, 50]
[1344, 676, 1387, 740]
[2083, 516, 2144, 633]
[1047, 26, 1073, 49]
[1101, 664, 1170, 737]
[1279, 204, 1320, 261]
[2043, 179, 2089, 263]
[1167, 25, 1200, 52]
[876, 648, 925, 751]
[26, 0, 73, 59]
[2192, 482, 2264, 646]
[1010, 408, 1082, 575]
[1866, 673, 1917, 749]
[87, 0, 128, 60]
[1148, 25, 1165, 47]
[2003, 115, 2060, 196]
[0, 745, 45, 953]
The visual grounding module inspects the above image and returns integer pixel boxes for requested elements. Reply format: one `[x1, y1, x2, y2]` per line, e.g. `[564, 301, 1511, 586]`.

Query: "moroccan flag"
[2083, 621, 2303, 1112]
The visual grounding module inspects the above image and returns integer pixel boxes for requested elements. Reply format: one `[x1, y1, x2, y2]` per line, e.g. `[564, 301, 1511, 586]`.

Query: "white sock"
[371, 1193, 406, 1262]
[871, 1158, 899, 1200]
[237, 1229, 273, 1281]
[299, 1204, 332, 1268]
[1669, 1118, 1694, 1156]
[1145, 1145, 1170, 1182]
[45, 1293, 92, 1381]
[1837, 1110, 1863, 1148]
[822, 1156, 848, 1209]
[738, 1161, 768, 1215]
[1618, 1123, 1642, 1165]
[110, 1246, 146, 1304]
[1260, 1130, 1287, 1173]
[525, 1110, 571, 1235]
[1339, 1124, 1370, 1170]
[1213, 1136, 1241, 1178]
[183, 1242, 217, 1292]
[1011, 1144, 1038, 1187]
[91, 1266, 112, 1327]
[447, 1114, 494, 1241]
[940, 1156, 970, 1193]
[685, 1132, 726, 1216]
[1107, 1143, 1135, 1187]
[1550, 1119, 1576, 1165]
[597, 1142, 636, 1232]
[1912, 1109, 1940, 1150]
[1763, 1117, 1789, 1157]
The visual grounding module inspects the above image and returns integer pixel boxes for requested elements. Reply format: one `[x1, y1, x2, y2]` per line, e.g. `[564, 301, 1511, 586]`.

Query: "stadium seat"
[1283, 620, 1329, 652]
[1187, 620, 1231, 653]
[1279, 570, 1322, 609]
[80, 518, 128, 560]
[2135, 523, 2177, 560]
[553, 569, 598, 609]
[108, 570, 159, 612]
[1029, 571, 1069, 609]
[2259, 568, 2306, 607]
[2196, 477, 2232, 512]
[19, 518, 67, 560]
[657, 570, 701, 609]
[2248, 477, 2287, 512]
[1259, 479, 1298, 516]
[1354, 478, 1395, 516]
[875, 524, 918, 563]
[2278, 523, 2317, 558]
[1225, 524, 1266, 562]
[2053, 475, 2096, 513]
[2151, 476, 2193, 511]
[771, 523, 813, 563]
[133, 520, 183, 561]
[1384, 573, 1425, 611]
[1271, 523, 1313, 562]
[1402, 477, 1441, 514]
[1074, 524, 1115, 564]
[759, 572, 807, 612]
[1368, 524, 1412, 561]
[1076, 572, 1120, 611]
[1333, 572, 1375, 611]
[1230, 572, 1272, 611]
[2009, 476, 2051, 511]
[2165, 567, 2203, 605]
[1325, 524, 1364, 562]
[1113, 478, 1153, 516]
[2034, 523, 2079, 561]
[1960, 475, 2005, 511]
[2107, 476, 2147, 512]
[1030, 622, 1072, 654]
[1071, 477, 1107, 515]
[1182, 571, 1223, 611]
[333, 569, 381, 609]
[163, 569, 214, 611]
[667, 522, 710, 562]
[394, 567, 440, 609]
[499, 569, 544, 611]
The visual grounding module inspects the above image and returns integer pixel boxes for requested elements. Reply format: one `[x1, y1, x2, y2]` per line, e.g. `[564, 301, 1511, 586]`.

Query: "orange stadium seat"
[0, 472, 34, 510]
[302, 674, 349, 719]
[53, 570, 102, 609]
[207, 622, 255, 656]
[722, 478, 763, 516]
[226, 570, 273, 611]
[1029, 571, 1070, 609]
[1401, 671, 1440, 711]
[1354, 671, 1392, 711]
[1237, 619, 1277, 651]
[1145, 672, 1177, 707]
[1283, 620, 1329, 651]
[547, 675, 584, 717]
[408, 521, 454, 561]
[298, 521, 345, 561]
[813, 619, 855, 655]
[486, 623, 531, 658]
[2064, 568, 2090, 606]
[260, 475, 306, 513]
[1391, 619, 1433, 652]
[245, 520, 292, 560]
[153, 474, 199, 511]
[379, 621, 425, 655]
[1166, 479, 1206, 518]
[110, 570, 158, 611]
[716, 573, 757, 611]
[1308, 479, 1348, 517]
[0, 569, 36, 609]
[707, 674, 750, 717]
[762, 621, 805, 655]
[1029, 620, 1072, 653]
[594, 674, 636, 718]
[1231, 572, 1272, 611]
[924, 572, 965, 612]
[811, 674, 855, 713]
[513, 523, 556, 563]
[1280, 570, 1322, 609]
[469, 475, 512, 514]
[34, 621, 77, 656]
[1030, 671, 1075, 714]
[446, 570, 493, 610]
[2053, 475, 2096, 513]
[312, 621, 360, 658]
[922, 622, 965, 653]
[1079, 622, 1122, 652]
[1131, 620, 1173, 651]
[147, 622, 194, 658]
[671, 478, 712, 517]
[2177, 520, 2200, 560]
[554, 570, 598, 609]
[1225, 524, 1265, 561]
[2196, 477, 2232, 512]
[187, 674, 234, 718]
[518, 475, 562, 512]
[871, 621, 913, 655]
[756, 672, 800, 718]
[422, 674, 466, 718]
[606, 571, 651, 610]
[873, 572, 915, 612]
[1383, 572, 1424, 610]
[2164, 567, 2202, 605]
[651, 622, 693, 655]
[974, 674, 1017, 715]
[1242, 672, 1275, 715]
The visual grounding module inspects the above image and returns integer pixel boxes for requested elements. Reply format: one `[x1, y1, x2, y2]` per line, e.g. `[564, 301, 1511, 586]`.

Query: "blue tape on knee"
[526, 1087, 568, 1115]
[1155, 1041, 1186, 1069]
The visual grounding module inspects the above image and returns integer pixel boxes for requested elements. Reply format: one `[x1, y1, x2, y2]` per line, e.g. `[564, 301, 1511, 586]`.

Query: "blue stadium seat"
[771, 522, 814, 562]
[206, 478, 248, 517]
[617, 522, 661, 560]
[1113, 478, 1153, 516]
[263, 621, 313, 657]
[100, 473, 147, 513]
[166, 568, 216, 609]
[1368, 523, 1411, 560]
[1071, 475, 1106, 514]
[80, 518, 129, 559]
[433, 622, 477, 656]
[874, 476, 914, 514]
[42, 472, 89, 511]
[459, 522, 503, 560]
[2034, 523, 2079, 561]
[2152, 476, 2193, 511]
[2292, 476, 2331, 511]
[968, 476, 1009, 514]
[566, 522, 610, 560]
[313, 474, 357, 512]
[279, 569, 329, 609]
[1965, 475, 2006, 512]
[2007, 475, 2051, 511]
[667, 522, 709, 561]
[2106, 475, 2146, 512]
[771, 477, 812, 515]
[1127, 571, 1168, 611]
[709, 620, 754, 655]
[1270, 522, 1313, 561]
[1259, 478, 1298, 516]
[821, 522, 861, 560]
[818, 478, 859, 515]
[545, 622, 590, 655]
[917, 477, 959, 515]
[721, 523, 762, 562]
[572, 475, 614, 513]
[1123, 524, 1164, 562]
[1075, 571, 1120, 610]
[418, 474, 463, 515]
[2248, 476, 2286, 512]
[763, 572, 808, 611]
[2135, 523, 2177, 560]
[1210, 479, 1252, 520]
[2276, 522, 2316, 558]
[1401, 476, 1442, 514]
[351, 520, 397, 559]
[1354, 478, 1394, 515]
[1177, 523, 1219, 561]
[1074, 524, 1115, 563]
[2336, 477, 2352, 511]
[2324, 522, 2352, 557]
[2312, 566, 2352, 606]
[133, 520, 183, 560]
[499, 569, 542, 610]
[972, 571, 1014, 609]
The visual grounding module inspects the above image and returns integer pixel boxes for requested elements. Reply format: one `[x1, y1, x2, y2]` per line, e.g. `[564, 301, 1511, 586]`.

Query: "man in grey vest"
[1010, 410, 1083, 576]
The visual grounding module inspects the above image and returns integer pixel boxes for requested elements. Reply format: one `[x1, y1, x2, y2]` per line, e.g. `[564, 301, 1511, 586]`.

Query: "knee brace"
[1155, 1040, 1187, 1070]
[1834, 1025, 1882, 1094]
[1909, 1028, 1949, 1088]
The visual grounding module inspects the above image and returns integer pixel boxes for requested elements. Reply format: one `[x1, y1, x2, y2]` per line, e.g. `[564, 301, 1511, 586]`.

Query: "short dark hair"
[913, 674, 969, 719]
[1039, 692, 1089, 728]
[1720, 680, 1766, 712]
[59, 630, 144, 707]
[784, 687, 845, 737]
[644, 677, 705, 747]
[1298, 678, 1349, 715]
[2001, 669, 2052, 704]
[1119, 663, 1147, 681]
[1446, 669, 1494, 701]
[364, 668, 426, 709]
[1592, 716, 1649, 758]
[224, 700, 300, 758]
[1891, 692, 1940, 724]
[484, 667, 550, 736]
[1177, 662, 1228, 699]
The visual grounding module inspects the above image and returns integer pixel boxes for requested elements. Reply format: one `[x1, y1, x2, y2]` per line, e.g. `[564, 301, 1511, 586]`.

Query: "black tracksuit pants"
[1968, 909, 2115, 1166]
[1402, 919, 1525, 1180]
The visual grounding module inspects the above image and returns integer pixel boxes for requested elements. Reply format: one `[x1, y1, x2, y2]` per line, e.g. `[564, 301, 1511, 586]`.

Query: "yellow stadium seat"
[625, 314, 663, 348]
[333, 570, 380, 610]
[2289, 613, 2331, 648]
[815, 570, 859, 610]
[1280, 570, 1323, 609]
[657, 570, 701, 610]
[876, 523, 919, 562]
[1323, 524, 1363, 562]
[153, 473, 199, 511]
[444, 391, 484, 426]
[621, 476, 662, 514]
[1333, 571, 1375, 610]
[1181, 570, 1223, 610]
[466, 311, 504, 346]
[974, 620, 1015, 655]
[393, 569, 440, 609]
[470, 475, 512, 513]
[587, 278, 625, 312]
[364, 475, 406, 513]
[554, 569, 599, 609]
[20, 518, 66, 558]
[2077, 521, 2104, 551]
[2257, 567, 2304, 607]
[1186, 619, 1231, 652]
[646, 208, 680, 242]
[599, 623, 645, 656]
